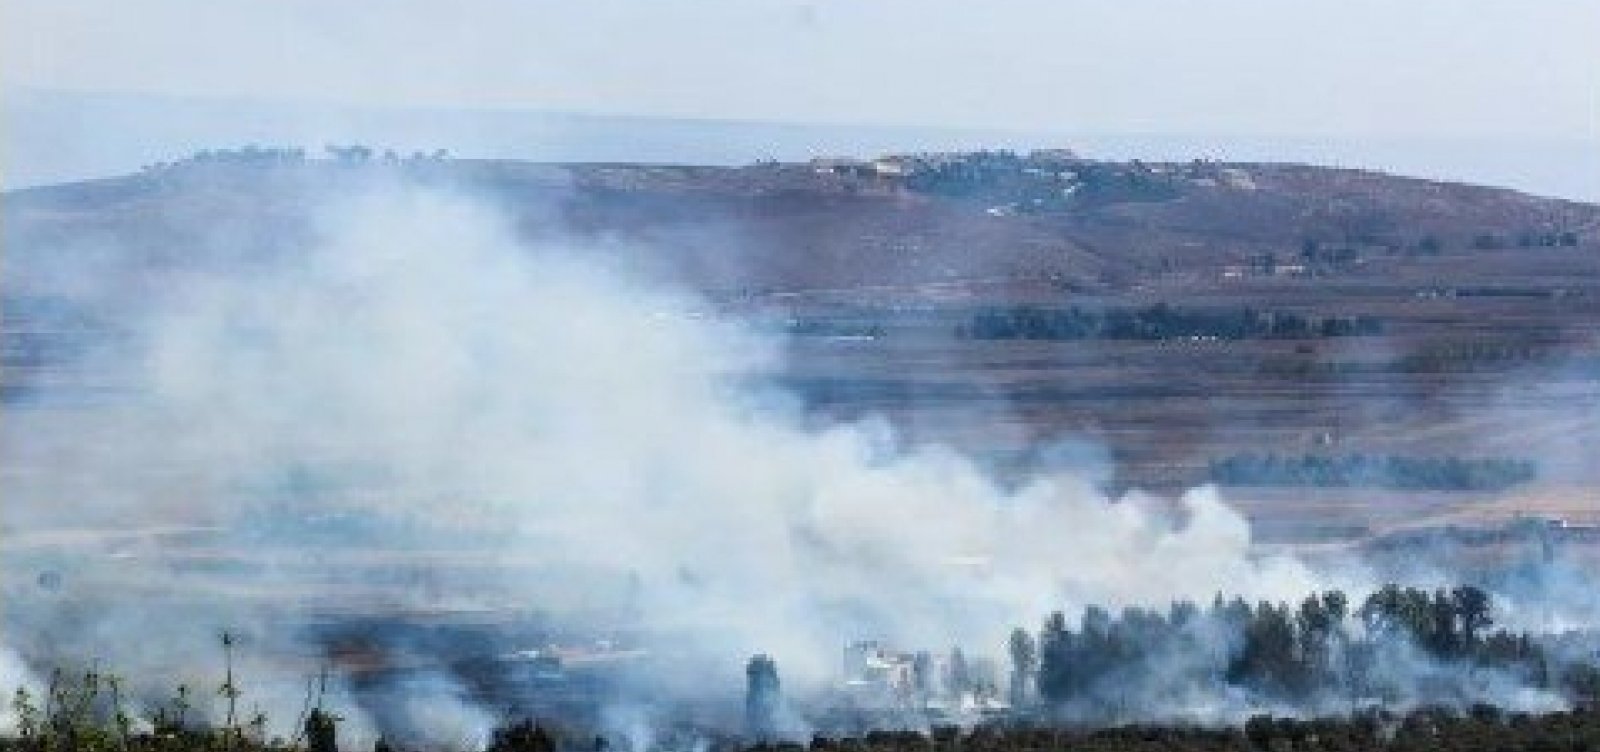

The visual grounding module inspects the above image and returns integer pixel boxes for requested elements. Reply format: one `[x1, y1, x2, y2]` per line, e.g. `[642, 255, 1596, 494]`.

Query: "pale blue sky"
[5, 1, 1599, 198]
[7, 0, 1597, 139]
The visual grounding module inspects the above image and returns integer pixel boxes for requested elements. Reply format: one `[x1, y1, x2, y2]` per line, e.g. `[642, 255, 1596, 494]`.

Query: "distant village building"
[1028, 148, 1081, 164]
[870, 157, 913, 178]
[843, 640, 918, 697]
[1219, 168, 1258, 190]
[810, 157, 868, 175]
[839, 640, 1009, 719]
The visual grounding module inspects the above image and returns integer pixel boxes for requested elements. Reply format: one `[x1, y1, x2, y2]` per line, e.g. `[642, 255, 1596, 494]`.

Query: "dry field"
[4, 157, 1600, 559]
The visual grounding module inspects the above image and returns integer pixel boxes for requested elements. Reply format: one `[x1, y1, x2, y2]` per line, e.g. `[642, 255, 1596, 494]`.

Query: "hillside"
[6, 151, 1600, 544]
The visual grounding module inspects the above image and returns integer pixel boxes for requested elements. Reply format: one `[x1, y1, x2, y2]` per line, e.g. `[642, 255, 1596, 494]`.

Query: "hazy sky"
[6, 0, 1598, 140]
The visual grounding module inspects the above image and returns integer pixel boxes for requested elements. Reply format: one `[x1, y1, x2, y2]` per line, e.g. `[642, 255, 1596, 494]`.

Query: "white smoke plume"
[0, 646, 43, 735]
[3, 178, 1330, 739]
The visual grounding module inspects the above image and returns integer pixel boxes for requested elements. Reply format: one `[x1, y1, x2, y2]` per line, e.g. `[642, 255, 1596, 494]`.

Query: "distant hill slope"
[5, 153, 1597, 305]
[6, 153, 1600, 507]
[13, 89, 1599, 201]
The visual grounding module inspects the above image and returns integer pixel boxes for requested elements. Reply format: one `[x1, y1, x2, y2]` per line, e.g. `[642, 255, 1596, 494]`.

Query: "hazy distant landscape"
[9, 147, 1598, 509]
[5, 144, 1600, 748]
[10, 88, 1600, 202]
[6, 2, 1600, 750]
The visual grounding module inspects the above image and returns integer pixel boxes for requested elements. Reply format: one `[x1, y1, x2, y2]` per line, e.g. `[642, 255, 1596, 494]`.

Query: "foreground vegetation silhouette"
[8, 584, 1600, 751]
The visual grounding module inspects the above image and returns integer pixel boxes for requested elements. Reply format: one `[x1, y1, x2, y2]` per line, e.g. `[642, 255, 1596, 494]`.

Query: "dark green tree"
[745, 654, 782, 740]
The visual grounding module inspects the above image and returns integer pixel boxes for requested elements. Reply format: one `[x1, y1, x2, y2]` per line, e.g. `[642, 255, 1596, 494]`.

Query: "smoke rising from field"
[0, 175, 1587, 742]
[0, 178, 1314, 724]
[0, 647, 42, 734]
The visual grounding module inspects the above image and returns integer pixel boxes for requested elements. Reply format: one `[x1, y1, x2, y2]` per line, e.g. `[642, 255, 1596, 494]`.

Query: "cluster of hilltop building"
[809, 148, 1082, 180]
[806, 149, 1255, 217]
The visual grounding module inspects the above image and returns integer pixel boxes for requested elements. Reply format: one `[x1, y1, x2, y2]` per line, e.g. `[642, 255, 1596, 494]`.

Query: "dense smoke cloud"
[0, 177, 1337, 738]
[15, 174, 1596, 741]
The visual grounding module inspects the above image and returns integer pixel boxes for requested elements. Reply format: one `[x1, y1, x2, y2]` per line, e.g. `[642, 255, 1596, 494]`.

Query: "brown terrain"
[5, 150, 1600, 556]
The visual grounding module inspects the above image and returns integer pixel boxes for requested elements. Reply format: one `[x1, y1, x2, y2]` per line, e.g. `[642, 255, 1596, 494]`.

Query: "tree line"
[1473, 231, 1581, 250]
[895, 151, 1180, 211]
[1003, 584, 1595, 723]
[960, 304, 1384, 342]
[794, 708, 1600, 752]
[1208, 453, 1537, 491]
[144, 145, 453, 173]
